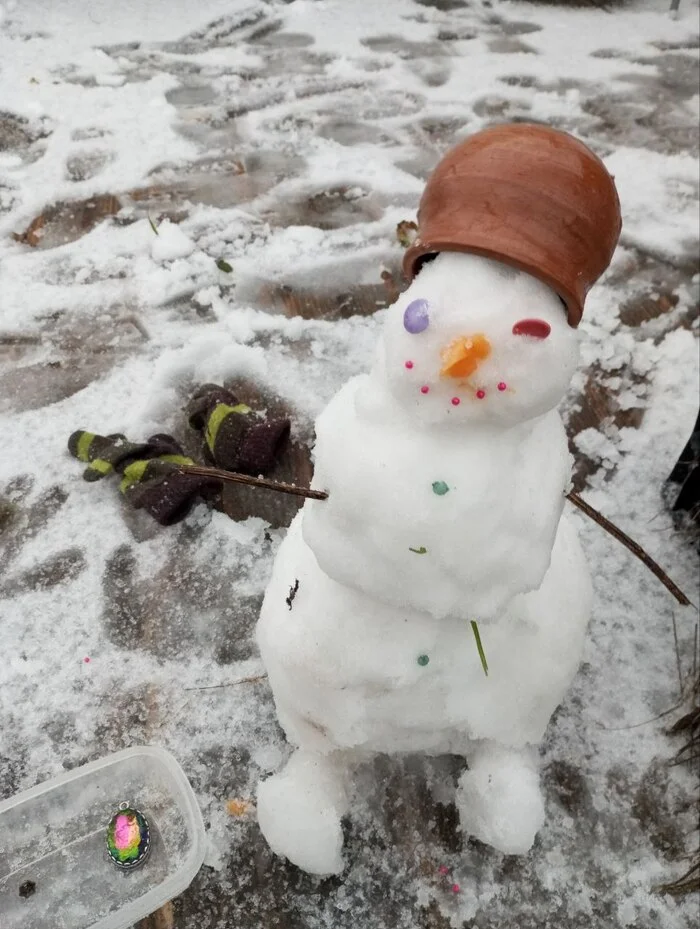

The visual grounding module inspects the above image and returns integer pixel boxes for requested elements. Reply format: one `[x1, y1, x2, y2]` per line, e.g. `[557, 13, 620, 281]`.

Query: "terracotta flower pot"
[403, 123, 622, 327]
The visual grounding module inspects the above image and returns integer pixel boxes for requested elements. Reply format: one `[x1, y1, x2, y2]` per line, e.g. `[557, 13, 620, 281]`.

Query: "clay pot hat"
[403, 123, 622, 327]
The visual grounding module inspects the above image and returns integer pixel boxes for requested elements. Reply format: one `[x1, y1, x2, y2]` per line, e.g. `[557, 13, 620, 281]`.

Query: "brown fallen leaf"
[226, 798, 253, 817]
[136, 901, 175, 929]
[396, 219, 418, 248]
[12, 194, 122, 248]
[12, 214, 45, 247]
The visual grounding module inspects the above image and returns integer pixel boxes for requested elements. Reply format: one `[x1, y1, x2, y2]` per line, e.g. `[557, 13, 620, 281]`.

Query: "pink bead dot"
[450, 397, 460, 406]
[405, 360, 414, 369]
[452, 883, 460, 894]
[438, 865, 449, 875]
[420, 385, 430, 394]
[497, 381, 507, 392]
[83, 656, 91, 663]
[476, 389, 486, 400]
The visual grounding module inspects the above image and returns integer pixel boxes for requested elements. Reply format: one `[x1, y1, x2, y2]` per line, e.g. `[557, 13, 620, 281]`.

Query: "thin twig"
[670, 752, 700, 767]
[179, 465, 693, 606]
[470, 620, 489, 677]
[654, 860, 700, 896]
[674, 738, 700, 761]
[566, 491, 693, 607]
[180, 465, 328, 501]
[184, 674, 268, 692]
[672, 608, 684, 699]
[587, 0, 613, 13]
[597, 701, 684, 731]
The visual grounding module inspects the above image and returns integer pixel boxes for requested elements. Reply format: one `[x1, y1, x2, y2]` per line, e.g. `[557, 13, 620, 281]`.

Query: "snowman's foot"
[456, 742, 545, 855]
[257, 750, 349, 875]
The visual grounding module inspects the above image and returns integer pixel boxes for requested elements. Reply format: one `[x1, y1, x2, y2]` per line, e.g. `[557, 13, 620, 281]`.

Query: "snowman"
[255, 124, 622, 874]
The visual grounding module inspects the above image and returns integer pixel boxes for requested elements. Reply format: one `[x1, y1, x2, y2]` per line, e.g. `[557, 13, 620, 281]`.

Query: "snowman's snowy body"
[256, 253, 592, 874]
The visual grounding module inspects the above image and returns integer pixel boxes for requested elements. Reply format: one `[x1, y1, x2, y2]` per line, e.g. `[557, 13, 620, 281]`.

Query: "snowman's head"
[374, 252, 580, 427]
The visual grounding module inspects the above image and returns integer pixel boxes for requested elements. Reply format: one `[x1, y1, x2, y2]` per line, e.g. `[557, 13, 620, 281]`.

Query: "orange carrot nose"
[440, 334, 491, 378]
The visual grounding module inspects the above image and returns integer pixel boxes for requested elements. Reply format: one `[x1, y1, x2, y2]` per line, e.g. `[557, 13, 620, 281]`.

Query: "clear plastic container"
[0, 745, 206, 929]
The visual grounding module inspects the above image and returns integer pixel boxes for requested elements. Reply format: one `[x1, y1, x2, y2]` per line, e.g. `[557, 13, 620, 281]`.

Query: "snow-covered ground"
[0, 1, 698, 927]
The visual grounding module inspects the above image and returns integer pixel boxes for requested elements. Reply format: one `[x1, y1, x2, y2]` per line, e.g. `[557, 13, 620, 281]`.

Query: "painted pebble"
[403, 299, 430, 334]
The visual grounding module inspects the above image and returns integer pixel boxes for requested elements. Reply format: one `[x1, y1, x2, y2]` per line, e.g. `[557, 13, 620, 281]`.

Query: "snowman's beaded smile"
[401, 317, 524, 407]
[407, 365, 511, 405]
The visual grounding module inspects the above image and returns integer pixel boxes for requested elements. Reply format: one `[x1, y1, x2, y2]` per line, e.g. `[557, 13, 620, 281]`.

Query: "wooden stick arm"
[565, 491, 692, 607]
[181, 464, 328, 501]
[179, 465, 692, 607]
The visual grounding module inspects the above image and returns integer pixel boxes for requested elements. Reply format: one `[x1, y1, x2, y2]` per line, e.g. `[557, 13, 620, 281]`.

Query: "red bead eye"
[512, 318, 551, 339]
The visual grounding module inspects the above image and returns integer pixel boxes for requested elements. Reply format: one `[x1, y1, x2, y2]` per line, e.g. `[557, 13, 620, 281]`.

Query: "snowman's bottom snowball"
[256, 751, 348, 875]
[456, 743, 545, 855]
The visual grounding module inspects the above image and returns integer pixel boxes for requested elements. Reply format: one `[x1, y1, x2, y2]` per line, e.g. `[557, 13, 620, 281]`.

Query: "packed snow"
[257, 251, 594, 871]
[0, 1, 698, 927]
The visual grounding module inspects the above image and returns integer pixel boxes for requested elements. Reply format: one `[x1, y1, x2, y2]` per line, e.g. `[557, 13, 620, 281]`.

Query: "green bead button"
[432, 481, 449, 496]
[417, 654, 430, 667]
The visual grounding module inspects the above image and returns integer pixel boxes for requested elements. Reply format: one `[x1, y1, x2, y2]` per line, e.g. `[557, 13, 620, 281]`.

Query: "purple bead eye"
[403, 299, 430, 334]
